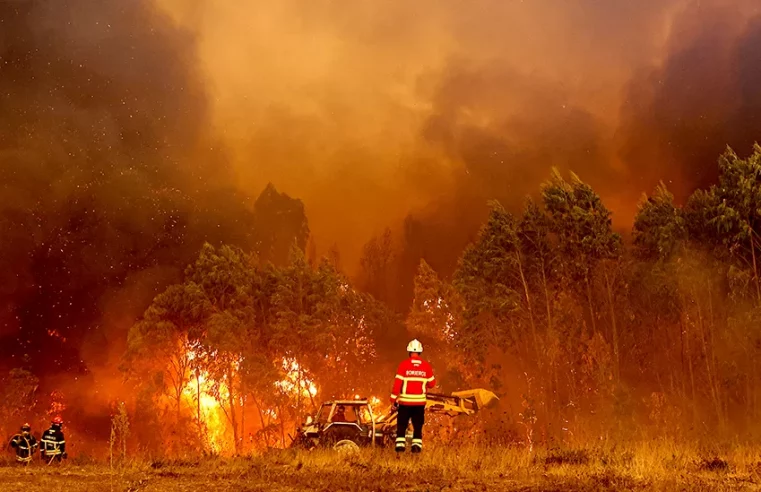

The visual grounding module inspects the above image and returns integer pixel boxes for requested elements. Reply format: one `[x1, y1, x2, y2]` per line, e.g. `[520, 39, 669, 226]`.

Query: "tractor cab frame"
[292, 398, 379, 451]
[291, 389, 499, 452]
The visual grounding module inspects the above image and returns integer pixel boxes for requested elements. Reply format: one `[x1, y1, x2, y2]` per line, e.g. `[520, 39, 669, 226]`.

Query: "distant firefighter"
[390, 339, 435, 453]
[9, 423, 38, 464]
[40, 417, 67, 463]
[332, 405, 347, 422]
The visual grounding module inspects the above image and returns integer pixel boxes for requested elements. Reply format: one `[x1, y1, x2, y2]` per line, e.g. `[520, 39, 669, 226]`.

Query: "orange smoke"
[155, 0, 761, 270]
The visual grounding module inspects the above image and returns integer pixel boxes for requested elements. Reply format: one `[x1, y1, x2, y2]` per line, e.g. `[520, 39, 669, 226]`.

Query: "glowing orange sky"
[156, 0, 761, 269]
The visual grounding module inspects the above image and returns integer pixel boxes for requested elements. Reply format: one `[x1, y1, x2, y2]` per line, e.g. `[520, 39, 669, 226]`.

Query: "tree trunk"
[751, 225, 761, 305]
[176, 385, 183, 424]
[753, 356, 758, 424]
[227, 382, 239, 455]
[516, 251, 540, 364]
[585, 272, 597, 334]
[747, 354, 755, 429]
[692, 286, 723, 428]
[678, 314, 687, 409]
[279, 405, 286, 447]
[541, 260, 553, 334]
[196, 372, 204, 451]
[296, 366, 303, 416]
[514, 251, 547, 435]
[240, 393, 246, 454]
[683, 315, 697, 426]
[603, 268, 620, 382]
[540, 260, 557, 423]
[706, 281, 724, 425]
[251, 396, 270, 448]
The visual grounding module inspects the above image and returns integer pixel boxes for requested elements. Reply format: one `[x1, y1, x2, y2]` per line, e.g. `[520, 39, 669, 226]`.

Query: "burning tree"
[124, 284, 208, 421]
[124, 242, 382, 455]
[407, 259, 465, 388]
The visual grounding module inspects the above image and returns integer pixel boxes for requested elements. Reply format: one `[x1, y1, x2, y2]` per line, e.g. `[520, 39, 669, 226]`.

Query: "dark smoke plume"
[392, 1, 761, 298]
[619, 4, 761, 205]
[0, 0, 253, 403]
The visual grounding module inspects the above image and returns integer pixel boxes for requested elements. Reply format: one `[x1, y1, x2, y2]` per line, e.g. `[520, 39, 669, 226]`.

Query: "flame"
[183, 370, 229, 453]
[275, 357, 317, 398]
[182, 349, 231, 453]
[179, 350, 318, 453]
[368, 396, 385, 419]
[422, 297, 457, 341]
[48, 390, 66, 417]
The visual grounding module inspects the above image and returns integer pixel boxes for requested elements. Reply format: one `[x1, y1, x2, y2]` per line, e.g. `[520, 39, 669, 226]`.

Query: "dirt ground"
[1, 444, 759, 491]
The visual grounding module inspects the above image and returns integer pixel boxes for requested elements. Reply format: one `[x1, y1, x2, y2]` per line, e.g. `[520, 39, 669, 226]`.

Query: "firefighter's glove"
[392, 402, 399, 411]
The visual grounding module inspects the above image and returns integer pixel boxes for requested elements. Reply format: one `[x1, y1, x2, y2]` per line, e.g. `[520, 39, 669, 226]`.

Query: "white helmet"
[407, 339, 423, 353]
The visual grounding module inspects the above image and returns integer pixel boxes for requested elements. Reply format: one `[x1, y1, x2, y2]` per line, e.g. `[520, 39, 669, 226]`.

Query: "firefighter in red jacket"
[390, 339, 435, 453]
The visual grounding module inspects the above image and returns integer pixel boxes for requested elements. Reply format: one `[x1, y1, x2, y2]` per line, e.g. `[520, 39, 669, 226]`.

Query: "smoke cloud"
[157, 0, 761, 265]
[0, 0, 253, 398]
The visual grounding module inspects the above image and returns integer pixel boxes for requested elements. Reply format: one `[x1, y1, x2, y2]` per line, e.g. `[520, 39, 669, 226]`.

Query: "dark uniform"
[40, 419, 66, 463]
[10, 425, 37, 464]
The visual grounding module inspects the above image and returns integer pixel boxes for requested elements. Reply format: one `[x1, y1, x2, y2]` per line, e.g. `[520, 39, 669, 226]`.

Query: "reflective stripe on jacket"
[390, 355, 435, 406]
[41, 428, 65, 456]
[11, 435, 37, 461]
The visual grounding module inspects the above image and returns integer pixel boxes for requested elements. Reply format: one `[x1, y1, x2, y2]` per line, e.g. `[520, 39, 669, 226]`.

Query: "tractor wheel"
[333, 439, 360, 453]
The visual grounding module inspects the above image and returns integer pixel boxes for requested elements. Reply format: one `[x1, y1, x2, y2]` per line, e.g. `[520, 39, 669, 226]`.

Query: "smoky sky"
[157, 0, 761, 267]
[619, 3, 761, 205]
[1, 0, 761, 391]
[0, 0, 254, 385]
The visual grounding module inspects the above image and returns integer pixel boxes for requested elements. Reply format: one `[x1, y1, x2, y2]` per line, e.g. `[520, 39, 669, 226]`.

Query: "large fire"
[180, 351, 318, 453]
[275, 357, 318, 398]
[182, 351, 229, 453]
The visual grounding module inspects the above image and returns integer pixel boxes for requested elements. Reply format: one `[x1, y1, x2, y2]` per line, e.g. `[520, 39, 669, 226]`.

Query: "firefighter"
[332, 405, 347, 423]
[40, 417, 66, 463]
[390, 339, 435, 453]
[9, 423, 38, 465]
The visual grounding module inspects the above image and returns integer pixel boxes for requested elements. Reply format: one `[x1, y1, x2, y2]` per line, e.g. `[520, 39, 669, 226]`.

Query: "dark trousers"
[395, 404, 425, 452]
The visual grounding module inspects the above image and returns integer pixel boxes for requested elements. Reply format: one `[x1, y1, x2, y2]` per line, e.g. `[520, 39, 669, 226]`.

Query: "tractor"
[290, 389, 498, 451]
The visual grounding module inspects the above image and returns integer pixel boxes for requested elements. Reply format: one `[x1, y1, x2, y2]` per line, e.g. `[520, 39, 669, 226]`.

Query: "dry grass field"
[1, 441, 760, 491]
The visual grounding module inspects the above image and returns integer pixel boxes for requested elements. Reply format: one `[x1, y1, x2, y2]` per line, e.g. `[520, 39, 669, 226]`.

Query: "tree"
[184, 243, 258, 454]
[633, 182, 687, 261]
[125, 243, 258, 454]
[453, 202, 523, 364]
[692, 145, 761, 303]
[358, 228, 397, 305]
[252, 184, 310, 267]
[541, 169, 623, 383]
[407, 260, 465, 386]
[271, 249, 378, 402]
[0, 368, 38, 439]
[518, 199, 565, 424]
[124, 283, 210, 423]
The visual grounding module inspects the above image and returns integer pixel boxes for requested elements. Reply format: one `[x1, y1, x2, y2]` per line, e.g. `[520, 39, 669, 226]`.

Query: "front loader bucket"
[451, 389, 499, 410]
